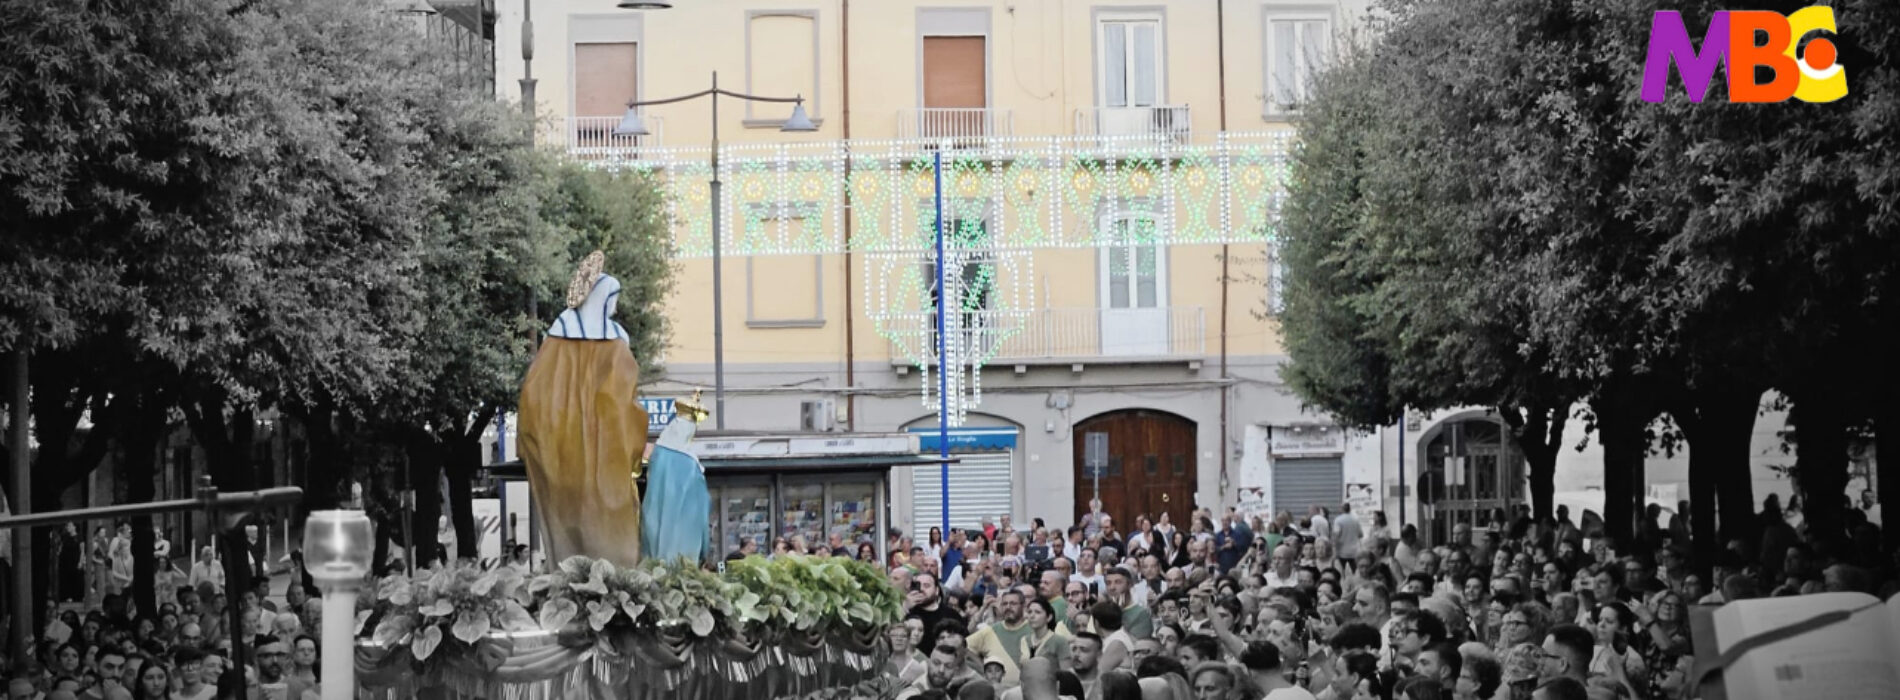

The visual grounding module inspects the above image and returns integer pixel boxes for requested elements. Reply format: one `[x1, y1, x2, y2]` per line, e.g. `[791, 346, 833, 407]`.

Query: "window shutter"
[1300, 21, 1329, 104]
[1272, 21, 1298, 108]
[1132, 23, 1158, 107]
[1104, 25, 1128, 107]
[574, 43, 638, 118]
[923, 36, 987, 109]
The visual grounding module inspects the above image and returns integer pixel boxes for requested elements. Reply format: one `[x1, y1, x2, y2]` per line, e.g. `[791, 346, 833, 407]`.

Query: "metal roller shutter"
[912, 451, 1013, 534]
[1272, 457, 1342, 520]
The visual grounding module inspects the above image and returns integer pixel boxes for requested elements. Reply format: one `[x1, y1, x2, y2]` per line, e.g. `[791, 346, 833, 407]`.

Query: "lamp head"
[617, 0, 673, 8]
[390, 0, 438, 15]
[613, 105, 650, 137]
[780, 100, 818, 133]
[303, 511, 374, 588]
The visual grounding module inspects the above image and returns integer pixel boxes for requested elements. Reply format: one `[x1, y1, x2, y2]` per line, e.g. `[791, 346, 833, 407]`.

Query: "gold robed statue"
[516, 251, 649, 567]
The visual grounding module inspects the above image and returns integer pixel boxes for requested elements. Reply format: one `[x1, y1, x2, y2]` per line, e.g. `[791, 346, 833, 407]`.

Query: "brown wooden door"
[1073, 410, 1196, 533]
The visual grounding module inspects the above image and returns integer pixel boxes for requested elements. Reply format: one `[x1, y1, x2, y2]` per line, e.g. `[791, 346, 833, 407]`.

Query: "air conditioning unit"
[800, 400, 837, 432]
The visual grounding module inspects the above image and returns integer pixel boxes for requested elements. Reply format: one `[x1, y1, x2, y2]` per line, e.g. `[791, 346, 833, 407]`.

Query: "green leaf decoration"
[388, 582, 413, 607]
[377, 576, 407, 602]
[586, 600, 617, 631]
[361, 555, 903, 658]
[372, 616, 413, 648]
[687, 607, 714, 637]
[452, 609, 491, 644]
[355, 610, 374, 635]
[497, 601, 537, 632]
[538, 597, 578, 632]
[471, 572, 499, 597]
[412, 625, 443, 661]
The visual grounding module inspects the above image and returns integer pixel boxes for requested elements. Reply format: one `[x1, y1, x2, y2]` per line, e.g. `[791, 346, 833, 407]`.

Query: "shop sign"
[1269, 426, 1346, 457]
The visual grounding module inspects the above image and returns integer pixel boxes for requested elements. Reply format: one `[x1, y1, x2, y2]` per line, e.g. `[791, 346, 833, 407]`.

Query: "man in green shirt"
[1040, 568, 1069, 620]
[966, 590, 1037, 685]
[1105, 566, 1155, 638]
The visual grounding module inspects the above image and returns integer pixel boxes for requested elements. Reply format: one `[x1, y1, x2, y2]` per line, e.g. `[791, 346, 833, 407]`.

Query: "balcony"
[566, 115, 665, 160]
[1074, 105, 1192, 146]
[883, 306, 1205, 366]
[897, 108, 1014, 147]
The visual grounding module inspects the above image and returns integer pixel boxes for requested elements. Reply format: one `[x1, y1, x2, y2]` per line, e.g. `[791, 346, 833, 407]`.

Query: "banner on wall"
[1236, 486, 1272, 522]
[473, 498, 503, 563]
[1347, 483, 1379, 515]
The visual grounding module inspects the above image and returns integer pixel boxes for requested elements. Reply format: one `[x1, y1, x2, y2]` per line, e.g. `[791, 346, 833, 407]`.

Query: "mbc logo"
[1642, 7, 1847, 103]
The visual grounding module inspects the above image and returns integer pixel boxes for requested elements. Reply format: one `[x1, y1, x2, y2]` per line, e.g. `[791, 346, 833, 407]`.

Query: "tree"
[1281, 0, 1600, 523]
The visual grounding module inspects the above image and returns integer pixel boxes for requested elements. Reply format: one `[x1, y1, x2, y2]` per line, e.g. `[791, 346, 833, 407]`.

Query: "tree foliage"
[1280, 0, 1900, 552]
[0, 0, 676, 608]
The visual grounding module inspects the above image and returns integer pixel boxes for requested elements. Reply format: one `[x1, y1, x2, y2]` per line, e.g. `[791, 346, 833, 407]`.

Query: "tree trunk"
[124, 390, 169, 619]
[23, 370, 115, 628]
[183, 390, 257, 492]
[442, 407, 497, 562]
[1790, 389, 1851, 543]
[1878, 392, 1900, 554]
[1592, 383, 1652, 546]
[1500, 400, 1568, 521]
[287, 393, 343, 512]
[1672, 384, 1759, 580]
[443, 435, 479, 561]
[405, 431, 444, 567]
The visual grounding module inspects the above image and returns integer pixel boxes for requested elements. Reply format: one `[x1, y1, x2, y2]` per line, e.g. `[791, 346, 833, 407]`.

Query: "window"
[573, 42, 638, 118]
[746, 12, 819, 126]
[1101, 214, 1163, 310]
[923, 36, 987, 109]
[1266, 13, 1332, 115]
[921, 217, 998, 353]
[1099, 17, 1162, 108]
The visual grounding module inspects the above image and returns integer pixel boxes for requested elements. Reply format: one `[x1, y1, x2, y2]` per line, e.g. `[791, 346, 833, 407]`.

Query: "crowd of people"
[872, 496, 1896, 700]
[3, 491, 1891, 700]
[7, 522, 314, 700]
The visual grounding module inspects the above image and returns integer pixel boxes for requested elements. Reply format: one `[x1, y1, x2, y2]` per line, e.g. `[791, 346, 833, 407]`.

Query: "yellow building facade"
[494, 0, 1377, 551]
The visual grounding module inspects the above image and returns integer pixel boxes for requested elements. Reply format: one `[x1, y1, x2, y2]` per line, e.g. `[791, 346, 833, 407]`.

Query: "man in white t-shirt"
[1308, 505, 1332, 543]
[1264, 544, 1300, 590]
[1332, 503, 1364, 562]
[1242, 640, 1318, 700]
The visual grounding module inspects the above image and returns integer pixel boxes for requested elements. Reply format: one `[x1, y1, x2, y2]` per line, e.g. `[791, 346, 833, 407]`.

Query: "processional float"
[352, 252, 902, 700]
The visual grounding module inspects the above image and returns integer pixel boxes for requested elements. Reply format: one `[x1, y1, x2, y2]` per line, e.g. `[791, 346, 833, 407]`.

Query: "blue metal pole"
[1397, 412, 1406, 531]
[935, 150, 951, 537]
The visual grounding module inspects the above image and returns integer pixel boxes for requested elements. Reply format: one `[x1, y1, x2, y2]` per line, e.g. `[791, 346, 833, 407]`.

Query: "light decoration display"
[589, 131, 1293, 423]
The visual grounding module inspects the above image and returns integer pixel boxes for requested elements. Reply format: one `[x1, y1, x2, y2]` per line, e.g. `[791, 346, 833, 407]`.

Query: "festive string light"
[581, 131, 1294, 422]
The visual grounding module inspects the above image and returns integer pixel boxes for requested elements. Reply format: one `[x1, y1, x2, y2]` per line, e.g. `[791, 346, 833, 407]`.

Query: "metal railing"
[1074, 105, 1192, 144]
[897, 108, 1014, 144]
[566, 115, 665, 158]
[882, 306, 1205, 362]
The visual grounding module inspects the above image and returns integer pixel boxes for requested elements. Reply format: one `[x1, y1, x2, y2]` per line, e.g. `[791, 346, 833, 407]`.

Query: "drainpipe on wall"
[841, 0, 856, 431]
[1216, 0, 1232, 500]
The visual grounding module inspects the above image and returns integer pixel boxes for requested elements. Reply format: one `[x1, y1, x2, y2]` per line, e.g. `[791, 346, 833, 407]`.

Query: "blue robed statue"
[642, 392, 713, 564]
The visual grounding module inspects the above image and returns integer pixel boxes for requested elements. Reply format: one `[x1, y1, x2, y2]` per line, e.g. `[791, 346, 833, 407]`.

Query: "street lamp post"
[303, 511, 374, 700]
[612, 72, 817, 430]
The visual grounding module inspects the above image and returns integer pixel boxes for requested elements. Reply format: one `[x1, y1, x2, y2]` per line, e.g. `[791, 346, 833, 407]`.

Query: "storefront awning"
[481, 454, 958, 479]
[701, 454, 959, 474]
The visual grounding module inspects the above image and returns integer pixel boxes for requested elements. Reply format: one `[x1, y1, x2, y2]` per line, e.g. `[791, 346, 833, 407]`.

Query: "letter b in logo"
[1729, 7, 1846, 103]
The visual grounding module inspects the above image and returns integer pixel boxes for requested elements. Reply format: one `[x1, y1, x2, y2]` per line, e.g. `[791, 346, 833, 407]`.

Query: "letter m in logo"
[1642, 11, 1730, 103]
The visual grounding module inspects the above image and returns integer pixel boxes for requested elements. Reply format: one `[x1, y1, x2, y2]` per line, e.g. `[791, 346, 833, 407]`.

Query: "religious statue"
[517, 252, 649, 568]
[642, 391, 713, 565]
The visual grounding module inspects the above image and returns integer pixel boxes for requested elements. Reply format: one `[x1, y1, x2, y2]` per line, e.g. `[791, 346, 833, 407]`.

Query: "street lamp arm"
[626, 89, 804, 108]
[711, 88, 805, 104]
